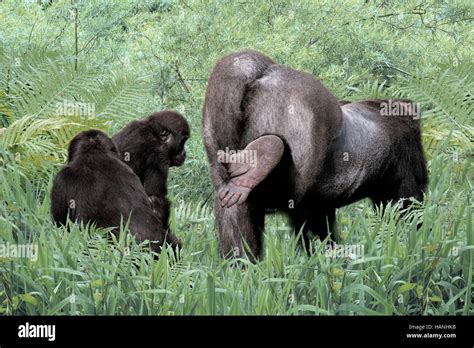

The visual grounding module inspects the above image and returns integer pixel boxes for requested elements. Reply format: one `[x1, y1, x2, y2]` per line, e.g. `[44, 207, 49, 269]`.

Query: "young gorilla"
[51, 130, 181, 252]
[112, 111, 190, 231]
[203, 50, 427, 261]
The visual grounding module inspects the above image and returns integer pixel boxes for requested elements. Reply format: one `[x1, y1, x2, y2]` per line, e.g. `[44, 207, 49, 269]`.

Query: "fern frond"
[3, 50, 150, 124]
[7, 59, 100, 119]
[94, 73, 151, 122]
[345, 79, 394, 100]
[396, 64, 473, 129]
[0, 114, 109, 176]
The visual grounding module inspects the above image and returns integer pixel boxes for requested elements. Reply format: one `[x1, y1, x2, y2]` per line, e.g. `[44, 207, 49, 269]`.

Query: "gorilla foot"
[219, 135, 284, 208]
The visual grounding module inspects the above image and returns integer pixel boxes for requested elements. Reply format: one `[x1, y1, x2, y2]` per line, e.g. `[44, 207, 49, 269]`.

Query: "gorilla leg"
[371, 175, 425, 210]
[370, 175, 425, 231]
[397, 177, 425, 207]
[215, 197, 265, 262]
[289, 208, 336, 250]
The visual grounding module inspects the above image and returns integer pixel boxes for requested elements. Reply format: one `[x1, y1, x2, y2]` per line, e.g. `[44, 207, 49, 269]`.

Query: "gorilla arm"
[218, 135, 284, 208]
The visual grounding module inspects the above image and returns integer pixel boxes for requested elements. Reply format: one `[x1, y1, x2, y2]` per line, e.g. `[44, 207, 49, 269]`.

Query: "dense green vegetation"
[0, 0, 472, 315]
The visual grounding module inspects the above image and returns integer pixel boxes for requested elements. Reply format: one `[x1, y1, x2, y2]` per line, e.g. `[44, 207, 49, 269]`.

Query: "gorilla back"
[203, 50, 427, 261]
[51, 130, 180, 253]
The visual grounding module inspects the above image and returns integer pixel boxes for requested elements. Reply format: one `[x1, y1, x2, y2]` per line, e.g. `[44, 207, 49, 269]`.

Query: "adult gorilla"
[202, 50, 427, 261]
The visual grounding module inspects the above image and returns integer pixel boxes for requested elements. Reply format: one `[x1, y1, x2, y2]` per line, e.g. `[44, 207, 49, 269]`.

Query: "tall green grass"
[0, 0, 472, 315]
[1, 147, 471, 315]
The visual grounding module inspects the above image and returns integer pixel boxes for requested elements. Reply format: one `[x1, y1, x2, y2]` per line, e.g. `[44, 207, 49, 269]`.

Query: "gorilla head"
[147, 111, 190, 167]
[67, 129, 119, 161]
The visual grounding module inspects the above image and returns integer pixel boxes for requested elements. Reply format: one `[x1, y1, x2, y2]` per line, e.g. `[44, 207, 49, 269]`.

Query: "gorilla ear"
[149, 119, 170, 142]
[159, 128, 171, 139]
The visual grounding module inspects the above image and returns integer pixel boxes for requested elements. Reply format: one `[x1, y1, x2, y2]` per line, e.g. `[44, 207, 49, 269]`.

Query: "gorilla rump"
[112, 111, 190, 231]
[203, 50, 427, 261]
[51, 130, 181, 252]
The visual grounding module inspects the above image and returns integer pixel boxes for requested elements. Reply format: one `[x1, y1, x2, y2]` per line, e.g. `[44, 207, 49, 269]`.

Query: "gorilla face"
[159, 125, 189, 167]
[148, 110, 190, 167]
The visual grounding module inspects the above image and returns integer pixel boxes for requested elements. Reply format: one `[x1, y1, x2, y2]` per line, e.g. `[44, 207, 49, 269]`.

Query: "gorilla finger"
[237, 189, 250, 206]
[221, 191, 237, 207]
[226, 191, 242, 208]
[219, 186, 230, 200]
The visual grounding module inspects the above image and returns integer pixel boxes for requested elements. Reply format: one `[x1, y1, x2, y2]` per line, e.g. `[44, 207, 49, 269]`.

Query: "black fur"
[51, 130, 181, 252]
[203, 50, 427, 261]
[112, 111, 190, 230]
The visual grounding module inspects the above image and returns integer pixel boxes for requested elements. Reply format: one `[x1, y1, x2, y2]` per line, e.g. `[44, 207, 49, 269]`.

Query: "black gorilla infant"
[112, 111, 190, 232]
